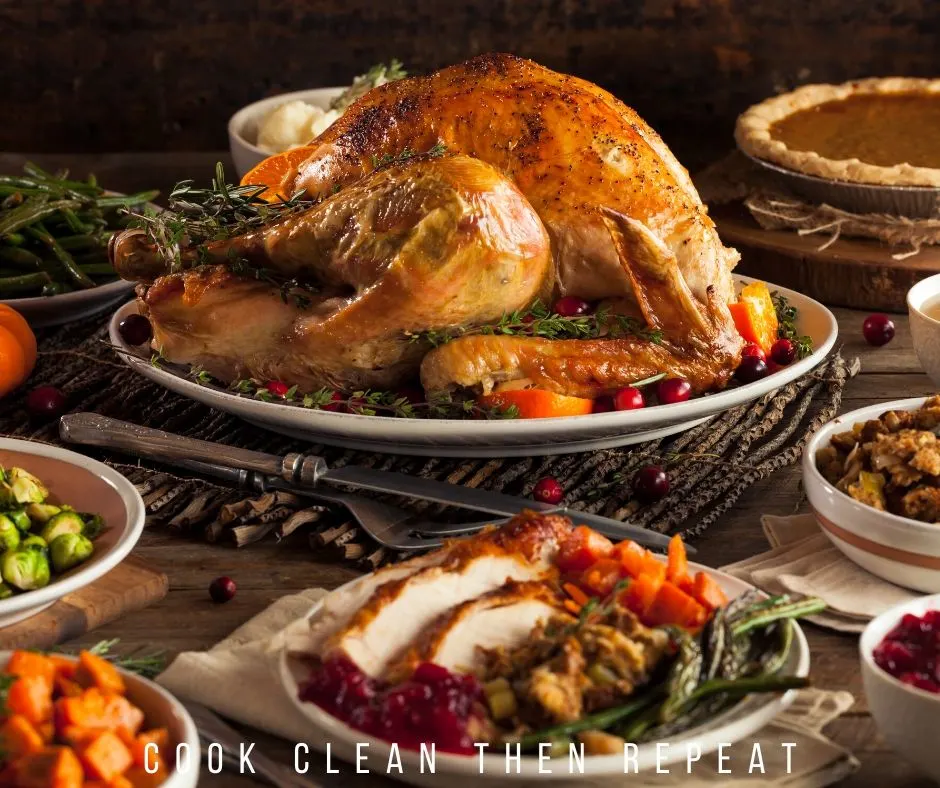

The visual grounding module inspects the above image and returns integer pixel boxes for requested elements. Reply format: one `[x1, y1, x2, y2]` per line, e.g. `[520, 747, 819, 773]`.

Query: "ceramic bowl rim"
[907, 273, 940, 327]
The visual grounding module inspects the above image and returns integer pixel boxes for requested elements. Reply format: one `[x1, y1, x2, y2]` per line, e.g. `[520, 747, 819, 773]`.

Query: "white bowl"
[859, 594, 940, 782]
[279, 561, 810, 786]
[803, 397, 940, 593]
[0, 438, 145, 627]
[908, 274, 940, 388]
[0, 649, 200, 787]
[227, 87, 346, 178]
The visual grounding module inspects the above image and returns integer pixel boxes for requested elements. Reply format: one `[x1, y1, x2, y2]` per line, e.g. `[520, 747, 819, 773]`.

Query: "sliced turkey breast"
[321, 512, 572, 676]
[386, 580, 571, 682]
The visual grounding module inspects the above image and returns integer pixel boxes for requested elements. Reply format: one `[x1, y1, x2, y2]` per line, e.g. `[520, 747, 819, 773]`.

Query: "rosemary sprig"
[64, 638, 167, 679]
[371, 141, 448, 170]
[772, 292, 814, 359]
[410, 300, 664, 348]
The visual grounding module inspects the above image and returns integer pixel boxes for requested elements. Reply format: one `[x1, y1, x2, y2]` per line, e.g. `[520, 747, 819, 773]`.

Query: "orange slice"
[478, 389, 594, 419]
[240, 146, 318, 202]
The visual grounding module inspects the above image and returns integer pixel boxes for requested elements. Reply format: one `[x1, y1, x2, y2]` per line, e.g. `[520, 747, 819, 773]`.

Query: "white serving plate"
[109, 275, 838, 457]
[803, 397, 940, 593]
[4, 279, 135, 329]
[0, 649, 200, 788]
[278, 560, 810, 786]
[228, 87, 345, 177]
[0, 439, 145, 627]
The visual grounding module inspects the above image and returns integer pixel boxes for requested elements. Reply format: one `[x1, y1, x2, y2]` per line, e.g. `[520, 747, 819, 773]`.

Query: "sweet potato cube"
[55, 688, 144, 737]
[6, 675, 53, 725]
[131, 728, 170, 768]
[0, 715, 44, 759]
[10, 746, 83, 788]
[74, 651, 126, 695]
[78, 730, 133, 782]
[5, 651, 57, 687]
[53, 674, 84, 699]
[124, 760, 167, 788]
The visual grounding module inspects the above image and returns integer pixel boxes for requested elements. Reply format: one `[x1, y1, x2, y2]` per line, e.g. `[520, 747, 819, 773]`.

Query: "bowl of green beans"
[0, 163, 159, 328]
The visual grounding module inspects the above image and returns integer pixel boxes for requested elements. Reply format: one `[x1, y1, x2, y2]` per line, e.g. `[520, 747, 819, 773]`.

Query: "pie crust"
[735, 77, 940, 188]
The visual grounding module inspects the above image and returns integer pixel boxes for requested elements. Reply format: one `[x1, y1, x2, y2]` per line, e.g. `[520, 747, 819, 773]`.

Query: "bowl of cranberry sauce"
[298, 656, 489, 755]
[861, 594, 940, 781]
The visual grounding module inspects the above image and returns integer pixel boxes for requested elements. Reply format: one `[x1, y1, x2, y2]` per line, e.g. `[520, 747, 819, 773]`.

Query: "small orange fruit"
[240, 146, 318, 202]
[478, 389, 595, 419]
[0, 304, 37, 374]
[0, 325, 28, 397]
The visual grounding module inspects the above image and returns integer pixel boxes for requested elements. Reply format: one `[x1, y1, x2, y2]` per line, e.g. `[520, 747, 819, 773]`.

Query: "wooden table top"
[7, 152, 935, 787]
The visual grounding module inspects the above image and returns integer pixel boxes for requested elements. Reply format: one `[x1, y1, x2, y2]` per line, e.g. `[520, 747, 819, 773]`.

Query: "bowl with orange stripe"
[803, 397, 940, 593]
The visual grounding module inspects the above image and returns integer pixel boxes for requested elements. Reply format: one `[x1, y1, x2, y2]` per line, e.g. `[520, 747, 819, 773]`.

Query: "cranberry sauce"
[299, 656, 485, 753]
[872, 610, 940, 694]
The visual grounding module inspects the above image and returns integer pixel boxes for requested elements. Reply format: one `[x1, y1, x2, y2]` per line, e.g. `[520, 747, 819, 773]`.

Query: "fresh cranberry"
[592, 396, 614, 413]
[863, 314, 896, 346]
[766, 360, 784, 375]
[770, 338, 797, 365]
[633, 465, 670, 503]
[266, 380, 289, 397]
[208, 576, 236, 603]
[322, 391, 346, 412]
[612, 386, 645, 411]
[553, 296, 592, 317]
[118, 313, 153, 346]
[742, 343, 767, 362]
[656, 377, 691, 404]
[395, 386, 425, 405]
[735, 355, 769, 383]
[533, 476, 564, 505]
[26, 386, 67, 420]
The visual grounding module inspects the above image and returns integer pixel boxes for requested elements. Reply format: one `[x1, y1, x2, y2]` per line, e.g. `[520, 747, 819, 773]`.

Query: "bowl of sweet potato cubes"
[0, 648, 198, 787]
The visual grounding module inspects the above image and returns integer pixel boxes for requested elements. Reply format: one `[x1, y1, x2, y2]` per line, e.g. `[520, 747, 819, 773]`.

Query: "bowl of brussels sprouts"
[0, 438, 145, 627]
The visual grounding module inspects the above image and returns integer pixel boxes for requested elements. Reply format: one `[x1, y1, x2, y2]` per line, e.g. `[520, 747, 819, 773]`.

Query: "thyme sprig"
[371, 141, 448, 170]
[129, 162, 314, 271]
[772, 292, 814, 359]
[409, 300, 665, 348]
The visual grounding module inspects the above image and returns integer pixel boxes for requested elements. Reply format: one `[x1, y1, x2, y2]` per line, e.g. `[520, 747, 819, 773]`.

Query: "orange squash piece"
[0, 715, 45, 759]
[6, 652, 58, 687]
[665, 534, 689, 585]
[74, 651, 126, 695]
[691, 571, 729, 609]
[78, 730, 133, 782]
[9, 746, 83, 788]
[729, 281, 779, 354]
[646, 581, 707, 630]
[477, 389, 595, 419]
[7, 675, 53, 725]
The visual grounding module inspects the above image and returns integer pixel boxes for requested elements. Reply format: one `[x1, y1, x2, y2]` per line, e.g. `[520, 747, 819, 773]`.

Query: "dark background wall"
[2, 0, 937, 167]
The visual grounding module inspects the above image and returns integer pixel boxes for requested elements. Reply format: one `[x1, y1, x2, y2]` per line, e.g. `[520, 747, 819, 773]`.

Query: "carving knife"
[59, 413, 678, 550]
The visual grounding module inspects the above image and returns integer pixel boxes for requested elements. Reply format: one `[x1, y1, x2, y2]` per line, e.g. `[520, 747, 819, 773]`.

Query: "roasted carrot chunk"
[646, 581, 707, 630]
[9, 746, 83, 788]
[5, 651, 57, 687]
[621, 573, 662, 616]
[556, 526, 614, 573]
[580, 558, 624, 596]
[665, 534, 689, 585]
[692, 571, 729, 609]
[78, 730, 133, 782]
[6, 675, 53, 725]
[74, 651, 126, 695]
[0, 715, 45, 759]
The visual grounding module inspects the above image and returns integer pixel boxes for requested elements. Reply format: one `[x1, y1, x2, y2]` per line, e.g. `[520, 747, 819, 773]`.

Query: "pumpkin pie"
[736, 78, 940, 188]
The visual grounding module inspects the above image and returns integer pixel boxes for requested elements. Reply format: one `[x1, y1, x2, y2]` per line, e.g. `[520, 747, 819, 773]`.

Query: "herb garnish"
[409, 299, 664, 348]
[771, 292, 814, 359]
[371, 141, 448, 170]
[329, 60, 408, 112]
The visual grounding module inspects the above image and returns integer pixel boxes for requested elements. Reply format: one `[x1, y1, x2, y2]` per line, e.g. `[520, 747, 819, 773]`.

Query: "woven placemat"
[0, 313, 856, 567]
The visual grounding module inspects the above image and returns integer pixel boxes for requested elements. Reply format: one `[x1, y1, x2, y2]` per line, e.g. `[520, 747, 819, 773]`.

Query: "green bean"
[731, 597, 826, 637]
[659, 630, 703, 723]
[94, 190, 159, 209]
[55, 234, 103, 252]
[2, 232, 25, 246]
[0, 247, 44, 271]
[25, 224, 95, 289]
[0, 272, 51, 295]
[0, 199, 82, 237]
[515, 690, 661, 749]
[21, 162, 98, 195]
[760, 620, 795, 676]
[60, 207, 91, 234]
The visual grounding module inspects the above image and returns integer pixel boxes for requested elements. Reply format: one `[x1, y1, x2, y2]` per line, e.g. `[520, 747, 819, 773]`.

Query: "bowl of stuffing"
[803, 396, 940, 593]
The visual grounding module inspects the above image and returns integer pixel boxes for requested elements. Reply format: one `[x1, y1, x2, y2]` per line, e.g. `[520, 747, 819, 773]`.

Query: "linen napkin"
[721, 515, 919, 633]
[158, 589, 859, 786]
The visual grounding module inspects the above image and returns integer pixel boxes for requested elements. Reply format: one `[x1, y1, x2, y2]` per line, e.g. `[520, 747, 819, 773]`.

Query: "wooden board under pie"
[713, 202, 940, 313]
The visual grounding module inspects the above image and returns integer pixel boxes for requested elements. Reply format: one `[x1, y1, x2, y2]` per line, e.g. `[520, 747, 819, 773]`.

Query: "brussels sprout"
[39, 511, 84, 544]
[1, 549, 51, 591]
[0, 516, 21, 553]
[0, 467, 6, 483]
[25, 503, 61, 524]
[0, 582, 12, 600]
[7, 468, 49, 505]
[80, 513, 104, 540]
[6, 509, 31, 533]
[21, 535, 47, 553]
[49, 533, 94, 573]
[0, 481, 15, 509]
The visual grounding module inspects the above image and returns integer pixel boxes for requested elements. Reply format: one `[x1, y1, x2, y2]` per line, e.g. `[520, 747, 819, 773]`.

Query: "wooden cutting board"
[713, 202, 940, 313]
[0, 557, 167, 650]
